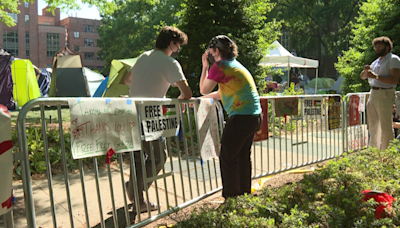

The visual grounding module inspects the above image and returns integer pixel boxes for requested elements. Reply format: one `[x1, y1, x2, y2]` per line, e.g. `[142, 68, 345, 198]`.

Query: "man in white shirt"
[360, 36, 400, 150]
[124, 26, 192, 212]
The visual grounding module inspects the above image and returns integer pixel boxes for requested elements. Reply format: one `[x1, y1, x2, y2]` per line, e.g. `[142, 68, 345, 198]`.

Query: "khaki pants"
[126, 140, 167, 203]
[367, 88, 395, 150]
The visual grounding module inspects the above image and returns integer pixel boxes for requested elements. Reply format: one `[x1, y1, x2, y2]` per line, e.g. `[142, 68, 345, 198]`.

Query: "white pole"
[315, 68, 319, 94]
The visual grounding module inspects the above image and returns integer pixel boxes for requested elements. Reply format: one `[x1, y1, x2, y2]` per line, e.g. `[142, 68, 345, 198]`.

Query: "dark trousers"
[126, 140, 167, 203]
[220, 114, 262, 199]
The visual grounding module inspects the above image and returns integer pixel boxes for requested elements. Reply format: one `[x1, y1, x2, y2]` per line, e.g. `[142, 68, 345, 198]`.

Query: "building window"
[24, 2, 29, 7]
[74, 45, 79, 52]
[47, 64, 52, 68]
[47, 33, 59, 57]
[7, 13, 18, 23]
[280, 30, 290, 50]
[84, 25, 94, 33]
[26, 31, 30, 57]
[25, 15, 29, 23]
[84, 52, 94, 60]
[84, 38, 94, 47]
[74, 31, 79, 38]
[3, 30, 18, 56]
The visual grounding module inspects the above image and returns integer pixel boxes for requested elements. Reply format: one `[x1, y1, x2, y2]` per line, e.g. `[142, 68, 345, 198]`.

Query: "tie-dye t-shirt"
[208, 59, 261, 117]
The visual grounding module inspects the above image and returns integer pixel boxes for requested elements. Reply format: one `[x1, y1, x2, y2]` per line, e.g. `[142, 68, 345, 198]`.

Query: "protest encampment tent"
[37, 68, 51, 97]
[0, 50, 15, 110]
[103, 58, 138, 97]
[259, 41, 319, 92]
[49, 46, 90, 97]
[83, 67, 105, 97]
[11, 59, 41, 107]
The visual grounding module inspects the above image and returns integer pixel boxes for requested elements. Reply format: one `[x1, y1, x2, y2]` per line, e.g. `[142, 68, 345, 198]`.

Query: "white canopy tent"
[259, 41, 319, 92]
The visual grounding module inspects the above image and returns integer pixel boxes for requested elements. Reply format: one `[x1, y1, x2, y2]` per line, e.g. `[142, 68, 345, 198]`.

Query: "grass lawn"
[9, 107, 71, 125]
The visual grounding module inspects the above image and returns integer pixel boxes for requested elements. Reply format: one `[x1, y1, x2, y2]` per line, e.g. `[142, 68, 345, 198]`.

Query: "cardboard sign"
[0, 109, 13, 215]
[69, 98, 141, 159]
[302, 98, 322, 117]
[349, 95, 360, 126]
[254, 98, 269, 142]
[141, 100, 180, 141]
[328, 96, 341, 130]
[274, 97, 298, 117]
[196, 99, 220, 161]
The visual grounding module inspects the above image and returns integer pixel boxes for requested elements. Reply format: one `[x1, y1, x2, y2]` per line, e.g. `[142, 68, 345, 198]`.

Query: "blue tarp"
[93, 76, 109, 97]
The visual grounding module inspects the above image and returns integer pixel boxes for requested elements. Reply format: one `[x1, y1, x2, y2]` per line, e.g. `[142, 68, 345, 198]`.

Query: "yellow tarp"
[104, 58, 138, 97]
[11, 59, 41, 107]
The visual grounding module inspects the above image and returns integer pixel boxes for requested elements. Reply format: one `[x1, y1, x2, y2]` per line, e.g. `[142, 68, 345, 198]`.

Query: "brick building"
[0, 0, 104, 70]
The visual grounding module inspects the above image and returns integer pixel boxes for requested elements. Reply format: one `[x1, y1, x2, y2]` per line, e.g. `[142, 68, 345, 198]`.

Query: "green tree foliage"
[0, 0, 114, 27]
[97, 0, 183, 74]
[336, 0, 400, 94]
[268, 0, 364, 73]
[176, 0, 281, 97]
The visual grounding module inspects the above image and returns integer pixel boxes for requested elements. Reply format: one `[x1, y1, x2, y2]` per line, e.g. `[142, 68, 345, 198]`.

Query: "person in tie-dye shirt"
[199, 35, 262, 200]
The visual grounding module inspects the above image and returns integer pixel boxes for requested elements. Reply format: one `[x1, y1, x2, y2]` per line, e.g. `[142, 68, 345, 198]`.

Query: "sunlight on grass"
[10, 108, 71, 125]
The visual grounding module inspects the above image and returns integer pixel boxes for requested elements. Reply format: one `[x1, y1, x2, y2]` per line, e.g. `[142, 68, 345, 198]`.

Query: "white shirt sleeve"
[165, 60, 186, 84]
[390, 55, 400, 70]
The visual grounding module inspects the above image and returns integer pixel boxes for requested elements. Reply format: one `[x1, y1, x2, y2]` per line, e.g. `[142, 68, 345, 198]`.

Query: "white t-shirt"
[370, 52, 400, 88]
[129, 50, 186, 98]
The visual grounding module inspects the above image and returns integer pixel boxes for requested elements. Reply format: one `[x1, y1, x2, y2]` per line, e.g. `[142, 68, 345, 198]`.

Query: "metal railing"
[7, 93, 373, 227]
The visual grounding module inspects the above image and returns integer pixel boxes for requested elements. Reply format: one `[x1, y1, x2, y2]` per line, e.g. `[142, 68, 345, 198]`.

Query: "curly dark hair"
[208, 35, 238, 59]
[372, 36, 393, 52]
[155, 26, 188, 49]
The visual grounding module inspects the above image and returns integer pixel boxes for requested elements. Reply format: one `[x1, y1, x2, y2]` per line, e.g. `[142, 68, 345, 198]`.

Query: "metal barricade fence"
[9, 93, 371, 227]
[14, 98, 225, 228]
[250, 94, 345, 179]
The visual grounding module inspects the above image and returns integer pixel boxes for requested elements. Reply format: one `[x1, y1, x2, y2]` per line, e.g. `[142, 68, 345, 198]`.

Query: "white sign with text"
[68, 98, 141, 159]
[140, 100, 180, 141]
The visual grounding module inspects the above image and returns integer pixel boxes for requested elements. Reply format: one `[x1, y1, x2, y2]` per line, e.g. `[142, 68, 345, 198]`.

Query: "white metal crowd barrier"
[5, 93, 375, 227]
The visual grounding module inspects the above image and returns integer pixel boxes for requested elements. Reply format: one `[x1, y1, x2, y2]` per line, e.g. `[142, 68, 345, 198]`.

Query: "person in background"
[360, 36, 400, 150]
[289, 72, 300, 87]
[124, 26, 192, 212]
[199, 35, 262, 200]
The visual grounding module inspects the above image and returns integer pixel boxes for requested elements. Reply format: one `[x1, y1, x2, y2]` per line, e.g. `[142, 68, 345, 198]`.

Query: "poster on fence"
[141, 100, 180, 142]
[68, 98, 141, 159]
[347, 124, 368, 150]
[0, 108, 13, 215]
[359, 94, 366, 112]
[328, 96, 341, 130]
[274, 97, 298, 117]
[349, 95, 360, 126]
[196, 99, 220, 161]
[302, 98, 322, 117]
[395, 95, 400, 119]
[254, 98, 269, 142]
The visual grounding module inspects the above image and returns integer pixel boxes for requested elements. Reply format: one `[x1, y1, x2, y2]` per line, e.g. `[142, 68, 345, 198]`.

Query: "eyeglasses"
[373, 45, 386, 50]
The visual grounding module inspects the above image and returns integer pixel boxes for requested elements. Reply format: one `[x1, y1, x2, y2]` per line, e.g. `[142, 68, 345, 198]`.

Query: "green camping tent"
[306, 78, 336, 90]
[103, 58, 138, 97]
[11, 59, 41, 107]
[49, 47, 90, 97]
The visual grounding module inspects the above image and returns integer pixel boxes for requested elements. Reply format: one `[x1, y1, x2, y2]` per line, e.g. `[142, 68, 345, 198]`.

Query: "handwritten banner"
[68, 98, 141, 159]
[254, 98, 269, 142]
[196, 99, 220, 161]
[328, 96, 341, 130]
[359, 94, 366, 112]
[141, 100, 180, 141]
[348, 124, 368, 150]
[302, 98, 322, 117]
